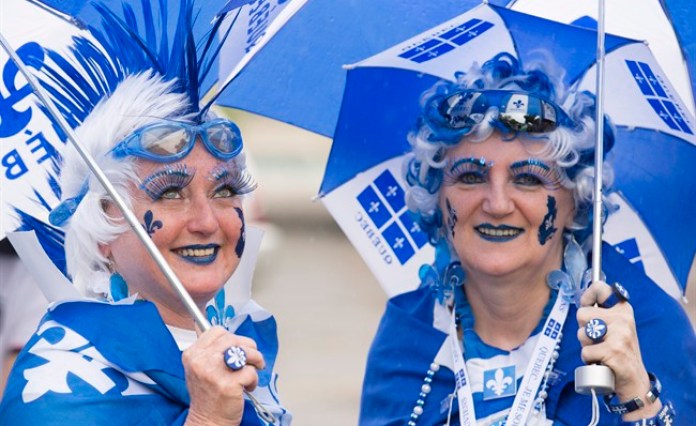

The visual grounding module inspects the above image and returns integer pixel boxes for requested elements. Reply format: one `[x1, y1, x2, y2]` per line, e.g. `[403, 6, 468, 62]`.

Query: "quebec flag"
[0, 299, 290, 425]
[322, 156, 434, 297]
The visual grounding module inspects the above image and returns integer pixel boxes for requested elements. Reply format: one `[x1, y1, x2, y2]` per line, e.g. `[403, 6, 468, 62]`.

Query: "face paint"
[509, 158, 562, 190]
[234, 207, 245, 258]
[443, 156, 493, 186]
[139, 164, 194, 200]
[445, 197, 458, 238]
[142, 210, 163, 237]
[538, 195, 558, 245]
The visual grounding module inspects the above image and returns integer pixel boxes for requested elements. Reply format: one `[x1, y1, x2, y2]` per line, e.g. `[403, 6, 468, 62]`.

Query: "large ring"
[585, 318, 608, 342]
[223, 346, 247, 371]
[600, 282, 630, 309]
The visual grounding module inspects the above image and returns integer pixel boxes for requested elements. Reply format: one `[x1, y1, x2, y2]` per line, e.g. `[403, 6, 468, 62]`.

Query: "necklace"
[406, 291, 566, 425]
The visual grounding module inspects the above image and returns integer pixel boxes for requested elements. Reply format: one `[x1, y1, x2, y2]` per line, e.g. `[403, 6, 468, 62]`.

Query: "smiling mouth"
[475, 224, 524, 242]
[174, 245, 219, 264]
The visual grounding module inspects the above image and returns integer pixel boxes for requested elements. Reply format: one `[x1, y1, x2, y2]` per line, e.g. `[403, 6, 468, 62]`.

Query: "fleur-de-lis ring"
[223, 346, 247, 371]
[600, 282, 631, 309]
[585, 318, 608, 342]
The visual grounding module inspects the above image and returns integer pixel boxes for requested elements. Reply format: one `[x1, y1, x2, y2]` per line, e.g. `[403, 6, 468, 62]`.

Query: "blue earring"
[110, 272, 129, 302]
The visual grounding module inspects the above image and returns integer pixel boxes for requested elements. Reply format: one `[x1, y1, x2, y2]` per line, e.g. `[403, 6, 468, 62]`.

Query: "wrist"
[619, 401, 675, 426]
[604, 372, 661, 415]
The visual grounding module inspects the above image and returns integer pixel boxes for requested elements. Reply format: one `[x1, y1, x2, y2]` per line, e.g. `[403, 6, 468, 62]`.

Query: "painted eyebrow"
[448, 156, 493, 173]
[509, 158, 552, 171]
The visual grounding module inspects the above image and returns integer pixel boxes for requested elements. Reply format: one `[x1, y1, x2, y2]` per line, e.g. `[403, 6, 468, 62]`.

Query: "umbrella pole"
[590, 0, 607, 286]
[574, 0, 615, 405]
[0, 34, 278, 423]
[0, 32, 210, 331]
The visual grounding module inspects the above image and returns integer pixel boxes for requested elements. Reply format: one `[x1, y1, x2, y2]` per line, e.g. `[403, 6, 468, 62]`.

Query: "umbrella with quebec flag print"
[317, 3, 696, 302]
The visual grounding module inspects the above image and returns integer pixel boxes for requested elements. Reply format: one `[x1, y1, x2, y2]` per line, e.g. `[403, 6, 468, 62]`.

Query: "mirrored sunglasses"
[438, 89, 574, 133]
[111, 118, 243, 162]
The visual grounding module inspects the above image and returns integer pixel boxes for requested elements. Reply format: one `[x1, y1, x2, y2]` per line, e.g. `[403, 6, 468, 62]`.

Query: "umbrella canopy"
[508, 0, 695, 115]
[216, 0, 489, 137]
[318, 3, 696, 298]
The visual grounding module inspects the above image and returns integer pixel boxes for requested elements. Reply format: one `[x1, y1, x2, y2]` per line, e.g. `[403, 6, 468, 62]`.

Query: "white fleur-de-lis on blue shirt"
[486, 368, 514, 396]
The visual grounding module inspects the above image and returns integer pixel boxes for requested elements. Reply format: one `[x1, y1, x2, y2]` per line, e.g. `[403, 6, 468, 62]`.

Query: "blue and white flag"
[0, 298, 290, 425]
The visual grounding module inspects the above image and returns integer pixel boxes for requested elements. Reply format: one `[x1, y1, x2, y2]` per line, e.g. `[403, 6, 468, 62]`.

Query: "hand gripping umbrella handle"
[0, 31, 275, 425]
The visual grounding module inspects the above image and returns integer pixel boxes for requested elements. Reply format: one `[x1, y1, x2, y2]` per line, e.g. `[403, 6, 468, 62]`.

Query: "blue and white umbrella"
[318, 3, 696, 298]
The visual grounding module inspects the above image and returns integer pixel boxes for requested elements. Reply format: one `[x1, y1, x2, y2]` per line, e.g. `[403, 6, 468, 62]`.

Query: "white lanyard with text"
[448, 294, 569, 426]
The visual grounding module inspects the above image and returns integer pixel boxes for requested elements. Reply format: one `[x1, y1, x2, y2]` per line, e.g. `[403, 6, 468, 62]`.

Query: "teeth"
[176, 247, 215, 257]
[477, 227, 520, 237]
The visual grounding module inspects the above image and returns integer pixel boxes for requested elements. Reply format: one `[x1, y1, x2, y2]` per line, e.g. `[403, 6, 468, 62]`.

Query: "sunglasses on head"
[111, 118, 243, 162]
[438, 89, 574, 133]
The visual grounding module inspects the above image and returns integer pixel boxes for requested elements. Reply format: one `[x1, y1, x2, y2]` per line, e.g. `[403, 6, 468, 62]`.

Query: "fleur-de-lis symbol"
[142, 210, 162, 236]
[513, 99, 525, 108]
[486, 368, 513, 396]
[206, 288, 236, 330]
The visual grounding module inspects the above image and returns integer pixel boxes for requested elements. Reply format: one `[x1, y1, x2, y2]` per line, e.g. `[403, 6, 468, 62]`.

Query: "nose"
[187, 196, 219, 235]
[481, 178, 515, 217]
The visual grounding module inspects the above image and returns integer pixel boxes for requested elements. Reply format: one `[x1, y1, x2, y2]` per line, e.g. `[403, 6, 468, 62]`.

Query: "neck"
[151, 297, 205, 330]
[464, 270, 552, 351]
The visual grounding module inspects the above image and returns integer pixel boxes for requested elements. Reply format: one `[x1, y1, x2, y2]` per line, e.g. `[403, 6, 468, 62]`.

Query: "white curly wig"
[59, 73, 249, 299]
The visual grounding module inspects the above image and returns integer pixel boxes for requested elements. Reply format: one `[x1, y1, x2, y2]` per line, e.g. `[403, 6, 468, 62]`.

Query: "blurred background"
[226, 109, 696, 426]
[225, 110, 387, 425]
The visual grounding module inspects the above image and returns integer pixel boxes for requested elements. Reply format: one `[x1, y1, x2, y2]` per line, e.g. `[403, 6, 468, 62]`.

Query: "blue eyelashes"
[139, 164, 195, 200]
[444, 156, 493, 186]
[509, 158, 562, 189]
[210, 161, 257, 196]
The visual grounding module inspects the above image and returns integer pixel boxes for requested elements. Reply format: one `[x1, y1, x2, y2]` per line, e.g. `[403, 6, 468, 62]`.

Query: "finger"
[580, 280, 612, 307]
[575, 305, 606, 326]
[236, 365, 260, 392]
[194, 325, 230, 349]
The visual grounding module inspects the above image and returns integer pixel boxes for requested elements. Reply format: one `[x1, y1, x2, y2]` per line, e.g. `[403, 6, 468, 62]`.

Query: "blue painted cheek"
[538, 195, 558, 245]
[446, 198, 458, 238]
[234, 207, 245, 258]
[142, 210, 163, 237]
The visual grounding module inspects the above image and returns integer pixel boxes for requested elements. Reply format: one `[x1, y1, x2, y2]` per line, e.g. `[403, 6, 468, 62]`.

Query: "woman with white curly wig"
[0, 2, 288, 425]
[360, 53, 695, 425]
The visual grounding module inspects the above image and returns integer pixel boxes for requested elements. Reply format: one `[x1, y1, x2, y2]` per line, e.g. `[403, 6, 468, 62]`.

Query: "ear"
[98, 242, 111, 260]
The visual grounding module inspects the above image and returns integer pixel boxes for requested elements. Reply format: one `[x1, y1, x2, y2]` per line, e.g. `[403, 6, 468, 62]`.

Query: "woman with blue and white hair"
[0, 3, 288, 425]
[360, 53, 695, 425]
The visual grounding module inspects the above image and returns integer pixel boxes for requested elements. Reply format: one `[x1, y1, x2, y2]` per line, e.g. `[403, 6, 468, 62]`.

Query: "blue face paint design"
[509, 158, 562, 190]
[538, 195, 558, 245]
[234, 207, 245, 258]
[445, 197, 457, 238]
[142, 210, 162, 236]
[444, 156, 493, 186]
[139, 164, 194, 201]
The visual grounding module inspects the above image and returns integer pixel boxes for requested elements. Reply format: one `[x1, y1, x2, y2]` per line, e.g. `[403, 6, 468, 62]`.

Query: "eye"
[459, 171, 487, 185]
[514, 173, 543, 187]
[212, 185, 236, 199]
[159, 187, 184, 199]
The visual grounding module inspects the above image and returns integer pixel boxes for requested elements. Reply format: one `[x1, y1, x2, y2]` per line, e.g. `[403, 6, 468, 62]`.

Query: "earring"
[110, 272, 128, 302]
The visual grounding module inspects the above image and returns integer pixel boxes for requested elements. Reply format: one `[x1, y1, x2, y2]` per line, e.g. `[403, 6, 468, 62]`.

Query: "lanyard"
[448, 294, 569, 425]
